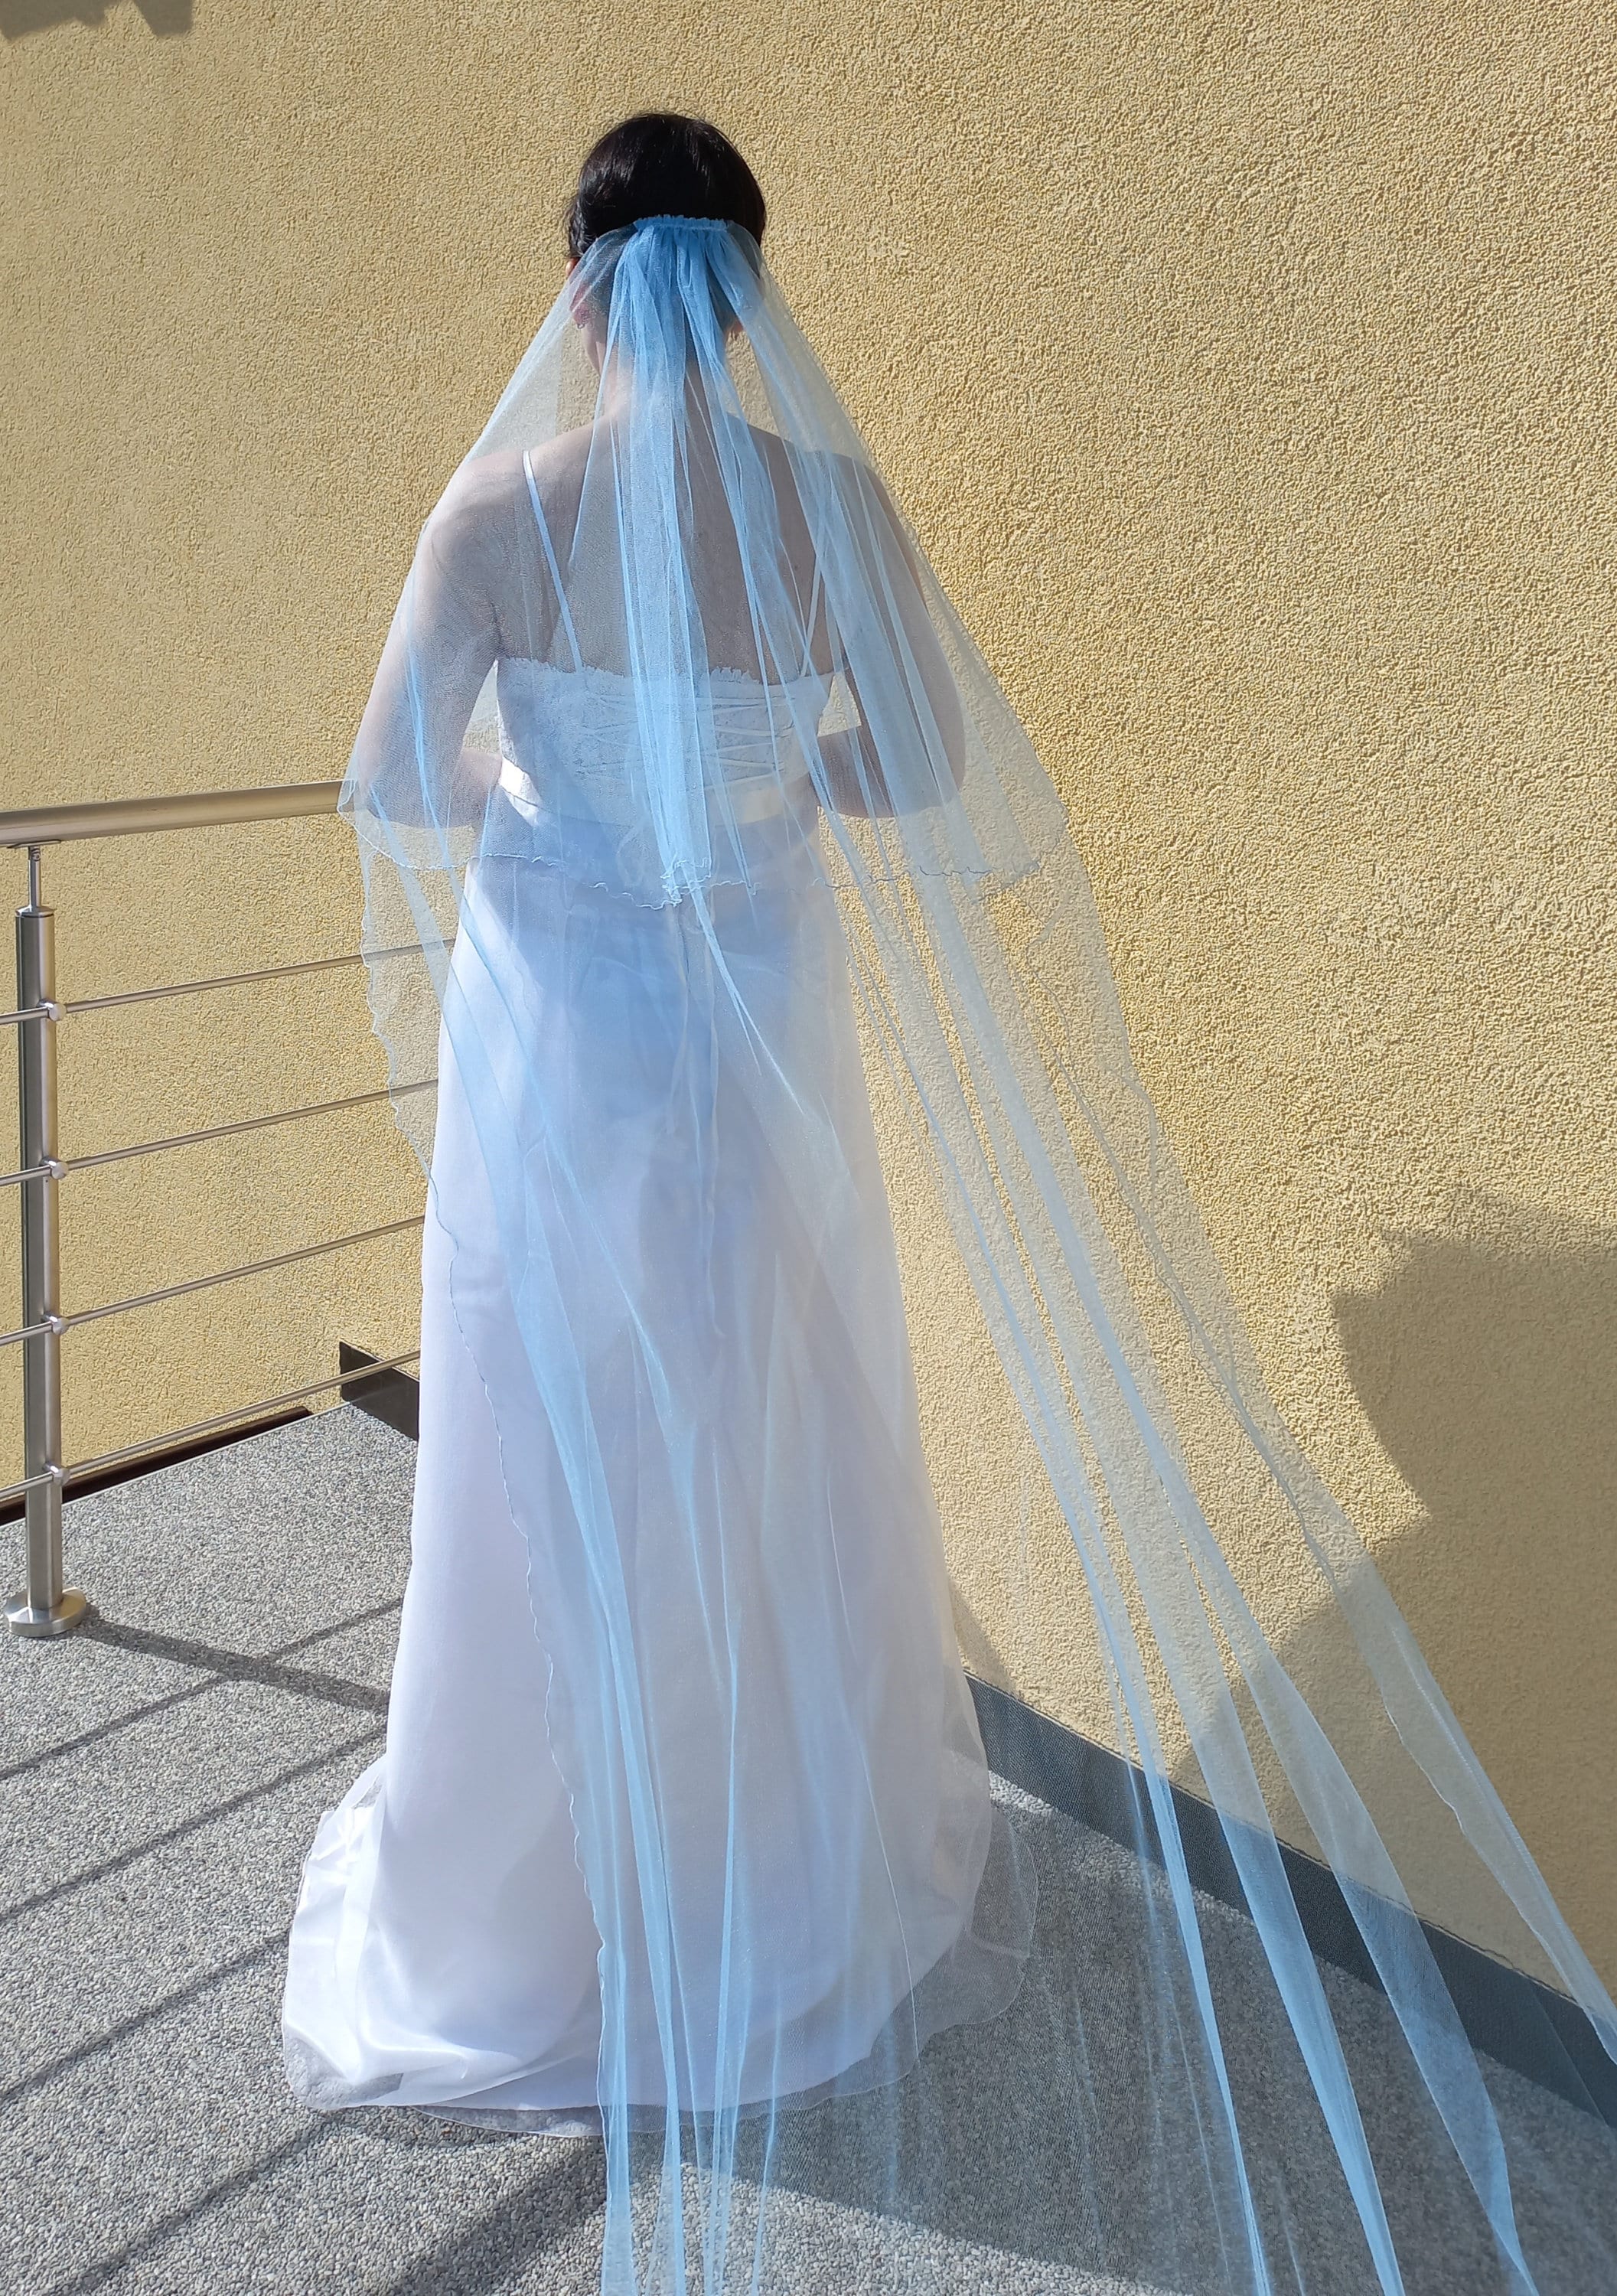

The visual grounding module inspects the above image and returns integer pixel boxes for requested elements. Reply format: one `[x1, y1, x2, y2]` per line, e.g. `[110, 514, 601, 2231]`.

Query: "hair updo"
[566, 113, 767, 261]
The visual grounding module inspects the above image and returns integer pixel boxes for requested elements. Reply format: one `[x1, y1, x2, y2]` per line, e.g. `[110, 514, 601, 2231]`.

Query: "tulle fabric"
[285, 214, 1617, 2291]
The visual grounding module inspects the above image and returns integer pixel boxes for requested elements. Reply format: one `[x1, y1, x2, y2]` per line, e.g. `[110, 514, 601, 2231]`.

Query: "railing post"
[6, 845, 85, 1638]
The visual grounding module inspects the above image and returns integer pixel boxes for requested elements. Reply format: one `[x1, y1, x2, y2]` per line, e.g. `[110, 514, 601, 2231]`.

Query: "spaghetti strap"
[522, 448, 585, 673]
[801, 556, 826, 684]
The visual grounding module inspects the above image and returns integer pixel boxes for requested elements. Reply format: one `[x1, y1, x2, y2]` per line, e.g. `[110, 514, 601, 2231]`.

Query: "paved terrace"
[2, 1407, 1613, 2295]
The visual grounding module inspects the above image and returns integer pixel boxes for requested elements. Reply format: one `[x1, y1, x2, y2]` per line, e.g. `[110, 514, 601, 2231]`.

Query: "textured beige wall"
[2, 3, 1612, 1983]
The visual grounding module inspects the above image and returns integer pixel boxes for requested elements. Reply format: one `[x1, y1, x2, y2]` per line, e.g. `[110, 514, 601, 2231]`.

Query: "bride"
[283, 113, 1616, 2294]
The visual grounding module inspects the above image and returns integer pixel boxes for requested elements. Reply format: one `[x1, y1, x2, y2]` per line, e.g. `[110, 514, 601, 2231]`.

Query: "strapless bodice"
[495, 657, 831, 833]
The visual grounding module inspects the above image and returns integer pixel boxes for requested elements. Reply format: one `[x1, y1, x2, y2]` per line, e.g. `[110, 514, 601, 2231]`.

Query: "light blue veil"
[332, 214, 1616, 2292]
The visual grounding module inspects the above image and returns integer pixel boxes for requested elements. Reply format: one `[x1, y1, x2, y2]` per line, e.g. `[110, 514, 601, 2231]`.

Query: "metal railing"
[0, 783, 423, 1639]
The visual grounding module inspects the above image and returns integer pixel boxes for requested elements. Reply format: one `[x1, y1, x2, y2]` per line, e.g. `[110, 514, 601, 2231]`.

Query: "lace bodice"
[495, 657, 833, 832]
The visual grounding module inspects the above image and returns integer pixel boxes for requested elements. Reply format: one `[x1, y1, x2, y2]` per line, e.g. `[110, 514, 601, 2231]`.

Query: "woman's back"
[458, 416, 836, 686]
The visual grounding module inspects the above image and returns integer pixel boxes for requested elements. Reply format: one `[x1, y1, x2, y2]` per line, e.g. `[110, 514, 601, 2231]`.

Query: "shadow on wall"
[945, 1185, 1617, 1978]
[1, 0, 189, 38]
[1320, 1192, 1617, 1965]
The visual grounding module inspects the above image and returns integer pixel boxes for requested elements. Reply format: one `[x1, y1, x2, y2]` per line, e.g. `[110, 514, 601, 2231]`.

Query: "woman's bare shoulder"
[515, 425, 595, 514]
[439, 426, 592, 507]
[748, 428, 897, 519]
[419, 429, 592, 566]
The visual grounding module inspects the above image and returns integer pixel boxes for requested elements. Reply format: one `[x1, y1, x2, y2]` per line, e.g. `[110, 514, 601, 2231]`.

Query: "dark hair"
[566, 113, 766, 261]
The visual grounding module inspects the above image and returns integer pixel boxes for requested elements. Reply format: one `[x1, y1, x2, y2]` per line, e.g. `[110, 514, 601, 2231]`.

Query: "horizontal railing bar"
[0, 1073, 437, 1186]
[61, 1216, 425, 1329]
[0, 1466, 60, 1509]
[0, 781, 343, 849]
[67, 940, 424, 1016]
[0, 1002, 57, 1031]
[7, 1349, 423, 1496]
[0, 1162, 59, 1193]
[0, 1316, 60, 1351]
[65, 1077, 436, 1173]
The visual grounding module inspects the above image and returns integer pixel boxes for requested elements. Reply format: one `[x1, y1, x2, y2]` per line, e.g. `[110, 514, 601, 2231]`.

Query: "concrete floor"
[2, 1408, 1612, 2295]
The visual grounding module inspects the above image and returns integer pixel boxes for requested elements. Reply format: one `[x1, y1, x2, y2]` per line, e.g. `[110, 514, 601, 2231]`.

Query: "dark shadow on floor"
[0, 1932, 284, 2113]
[355, 1794, 1612, 2295]
[0, 1720, 384, 1929]
[80, 1613, 394, 1716]
[1, 0, 190, 39]
[0, 1598, 400, 1786]
[358, 2140, 607, 2296]
[745, 1790, 1616, 2295]
[45, 2127, 330, 2296]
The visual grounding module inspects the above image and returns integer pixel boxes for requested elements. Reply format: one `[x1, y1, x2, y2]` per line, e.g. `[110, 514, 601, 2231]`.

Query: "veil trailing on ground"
[337, 215, 1616, 2293]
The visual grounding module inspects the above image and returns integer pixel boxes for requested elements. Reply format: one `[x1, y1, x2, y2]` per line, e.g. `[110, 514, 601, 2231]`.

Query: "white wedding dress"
[282, 660, 1030, 2126]
[303, 212, 1617, 2288]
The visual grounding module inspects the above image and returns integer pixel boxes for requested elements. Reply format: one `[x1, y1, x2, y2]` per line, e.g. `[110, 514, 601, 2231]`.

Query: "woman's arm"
[347, 476, 502, 829]
[817, 466, 967, 818]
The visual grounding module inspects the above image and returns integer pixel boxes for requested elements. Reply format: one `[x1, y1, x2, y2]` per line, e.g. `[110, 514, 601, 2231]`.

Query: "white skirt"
[282, 858, 1029, 2125]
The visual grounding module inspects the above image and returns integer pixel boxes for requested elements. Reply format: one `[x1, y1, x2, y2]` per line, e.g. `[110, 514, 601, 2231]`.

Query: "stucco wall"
[3, 2, 1612, 1984]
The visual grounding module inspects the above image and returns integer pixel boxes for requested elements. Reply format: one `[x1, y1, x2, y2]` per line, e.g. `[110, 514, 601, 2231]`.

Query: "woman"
[285, 115, 1616, 2294]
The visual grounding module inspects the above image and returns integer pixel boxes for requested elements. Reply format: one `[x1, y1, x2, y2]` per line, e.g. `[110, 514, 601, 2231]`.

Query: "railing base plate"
[6, 1587, 88, 1639]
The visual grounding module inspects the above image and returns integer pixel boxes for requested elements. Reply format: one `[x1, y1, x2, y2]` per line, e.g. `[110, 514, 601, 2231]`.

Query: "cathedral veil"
[324, 214, 1616, 2292]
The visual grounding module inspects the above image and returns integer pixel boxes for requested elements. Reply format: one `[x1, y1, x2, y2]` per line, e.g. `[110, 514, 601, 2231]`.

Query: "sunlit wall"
[2, 0, 1612, 1982]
